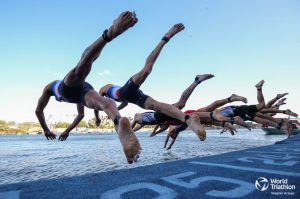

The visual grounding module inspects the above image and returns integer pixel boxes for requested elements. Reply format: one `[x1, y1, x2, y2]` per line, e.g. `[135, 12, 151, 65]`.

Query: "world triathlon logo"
[255, 177, 270, 191]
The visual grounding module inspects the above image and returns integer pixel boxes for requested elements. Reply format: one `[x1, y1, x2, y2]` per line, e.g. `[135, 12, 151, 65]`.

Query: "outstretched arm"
[165, 124, 187, 150]
[150, 124, 169, 137]
[35, 85, 56, 140]
[164, 126, 177, 149]
[212, 121, 237, 135]
[132, 124, 145, 132]
[149, 124, 161, 137]
[58, 104, 85, 141]
[118, 102, 128, 110]
[94, 85, 109, 125]
[94, 110, 101, 127]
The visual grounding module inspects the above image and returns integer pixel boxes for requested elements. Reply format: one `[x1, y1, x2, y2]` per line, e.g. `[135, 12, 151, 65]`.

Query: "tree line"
[0, 117, 115, 134]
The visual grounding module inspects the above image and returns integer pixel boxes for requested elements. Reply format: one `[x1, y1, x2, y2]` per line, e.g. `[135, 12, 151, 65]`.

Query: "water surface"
[0, 129, 286, 185]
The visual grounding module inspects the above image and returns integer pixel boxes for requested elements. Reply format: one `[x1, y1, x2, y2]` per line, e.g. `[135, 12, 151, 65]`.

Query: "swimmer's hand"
[44, 130, 56, 140]
[150, 132, 156, 137]
[58, 131, 69, 141]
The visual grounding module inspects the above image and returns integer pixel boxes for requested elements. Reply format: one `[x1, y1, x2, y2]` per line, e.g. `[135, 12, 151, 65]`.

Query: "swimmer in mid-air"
[96, 23, 208, 141]
[130, 73, 215, 133]
[35, 11, 141, 163]
[131, 75, 248, 136]
[165, 80, 297, 149]
[218, 80, 297, 134]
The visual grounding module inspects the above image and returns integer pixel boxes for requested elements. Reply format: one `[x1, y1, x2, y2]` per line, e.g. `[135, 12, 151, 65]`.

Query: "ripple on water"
[0, 130, 286, 185]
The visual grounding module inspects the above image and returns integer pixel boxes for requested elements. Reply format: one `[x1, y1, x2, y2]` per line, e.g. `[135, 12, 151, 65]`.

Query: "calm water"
[0, 129, 286, 185]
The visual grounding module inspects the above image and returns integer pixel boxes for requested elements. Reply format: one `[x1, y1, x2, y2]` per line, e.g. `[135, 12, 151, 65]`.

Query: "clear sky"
[0, 0, 299, 123]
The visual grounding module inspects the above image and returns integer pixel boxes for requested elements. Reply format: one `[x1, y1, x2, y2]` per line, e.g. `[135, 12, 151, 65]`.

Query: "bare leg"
[131, 23, 185, 85]
[266, 93, 288, 108]
[84, 91, 141, 163]
[117, 118, 142, 163]
[253, 116, 278, 128]
[260, 108, 298, 117]
[273, 98, 287, 108]
[144, 97, 206, 141]
[253, 116, 290, 136]
[256, 112, 281, 123]
[267, 98, 287, 117]
[172, 74, 214, 109]
[198, 94, 247, 112]
[144, 97, 189, 122]
[136, 74, 213, 134]
[255, 80, 266, 110]
[210, 109, 252, 130]
[150, 73, 213, 135]
[64, 11, 138, 87]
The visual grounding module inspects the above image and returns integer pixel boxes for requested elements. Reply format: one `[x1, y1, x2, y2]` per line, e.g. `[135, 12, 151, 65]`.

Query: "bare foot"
[277, 93, 288, 99]
[278, 98, 287, 103]
[255, 80, 265, 90]
[186, 115, 206, 141]
[285, 109, 298, 117]
[196, 126, 206, 141]
[117, 117, 141, 164]
[234, 116, 252, 130]
[189, 121, 206, 141]
[164, 23, 185, 40]
[275, 98, 287, 106]
[229, 94, 248, 103]
[107, 11, 138, 40]
[195, 74, 214, 84]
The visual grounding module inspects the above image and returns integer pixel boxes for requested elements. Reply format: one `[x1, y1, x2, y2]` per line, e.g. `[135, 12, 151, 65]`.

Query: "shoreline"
[0, 127, 283, 136]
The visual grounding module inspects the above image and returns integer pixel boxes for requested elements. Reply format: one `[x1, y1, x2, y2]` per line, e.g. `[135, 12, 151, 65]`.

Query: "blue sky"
[0, 0, 299, 122]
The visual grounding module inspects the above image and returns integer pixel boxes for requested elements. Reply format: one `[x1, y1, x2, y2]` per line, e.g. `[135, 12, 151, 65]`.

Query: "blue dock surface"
[0, 135, 299, 199]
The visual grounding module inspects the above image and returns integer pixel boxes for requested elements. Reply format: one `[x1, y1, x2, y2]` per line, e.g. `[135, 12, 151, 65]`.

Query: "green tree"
[87, 118, 98, 128]
[18, 123, 31, 132]
[54, 122, 70, 128]
[7, 121, 16, 126]
[33, 122, 41, 127]
[77, 121, 87, 128]
[0, 120, 9, 131]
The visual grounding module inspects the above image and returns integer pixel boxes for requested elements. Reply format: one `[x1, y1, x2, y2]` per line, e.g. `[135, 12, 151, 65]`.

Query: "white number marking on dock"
[161, 172, 254, 198]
